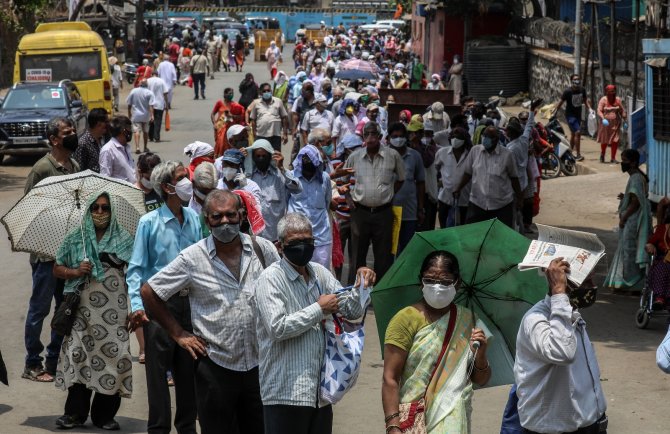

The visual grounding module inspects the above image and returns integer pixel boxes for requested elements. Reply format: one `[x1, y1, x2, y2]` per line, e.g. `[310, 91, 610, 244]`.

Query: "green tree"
[0, 0, 54, 86]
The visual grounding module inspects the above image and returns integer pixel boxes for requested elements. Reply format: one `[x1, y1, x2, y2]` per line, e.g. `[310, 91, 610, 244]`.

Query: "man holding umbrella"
[22, 117, 80, 382]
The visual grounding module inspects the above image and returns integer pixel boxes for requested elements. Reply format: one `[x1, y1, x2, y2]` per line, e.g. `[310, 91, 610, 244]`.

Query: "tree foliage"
[0, 0, 55, 86]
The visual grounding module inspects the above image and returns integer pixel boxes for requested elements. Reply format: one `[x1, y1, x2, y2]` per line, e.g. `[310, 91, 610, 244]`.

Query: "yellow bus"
[13, 22, 113, 113]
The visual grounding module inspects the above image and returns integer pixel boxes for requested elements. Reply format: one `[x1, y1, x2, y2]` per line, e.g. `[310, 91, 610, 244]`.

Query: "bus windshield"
[19, 52, 102, 82]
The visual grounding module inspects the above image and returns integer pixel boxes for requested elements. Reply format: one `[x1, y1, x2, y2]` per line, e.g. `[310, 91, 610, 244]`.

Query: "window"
[653, 66, 670, 141]
[2, 87, 66, 110]
[20, 52, 102, 82]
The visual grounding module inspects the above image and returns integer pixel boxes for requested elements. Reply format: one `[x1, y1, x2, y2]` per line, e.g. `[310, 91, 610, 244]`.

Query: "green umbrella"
[371, 219, 548, 387]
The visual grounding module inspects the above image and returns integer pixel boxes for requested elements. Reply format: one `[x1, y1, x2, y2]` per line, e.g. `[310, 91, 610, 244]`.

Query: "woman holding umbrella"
[53, 192, 135, 430]
[382, 250, 490, 434]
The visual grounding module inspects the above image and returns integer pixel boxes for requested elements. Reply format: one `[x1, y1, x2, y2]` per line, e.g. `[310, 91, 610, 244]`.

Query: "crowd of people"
[12, 20, 670, 434]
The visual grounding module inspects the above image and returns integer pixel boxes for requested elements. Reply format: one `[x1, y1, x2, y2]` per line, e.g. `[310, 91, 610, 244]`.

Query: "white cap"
[226, 124, 247, 141]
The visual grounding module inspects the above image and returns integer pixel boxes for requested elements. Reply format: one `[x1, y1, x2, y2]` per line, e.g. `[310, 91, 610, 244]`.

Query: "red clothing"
[649, 224, 670, 254]
[212, 100, 246, 157]
[134, 66, 153, 87]
[169, 43, 180, 63]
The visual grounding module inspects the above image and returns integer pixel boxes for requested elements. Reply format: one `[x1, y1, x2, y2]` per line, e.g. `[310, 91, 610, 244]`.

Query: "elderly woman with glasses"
[382, 250, 491, 434]
[53, 192, 135, 430]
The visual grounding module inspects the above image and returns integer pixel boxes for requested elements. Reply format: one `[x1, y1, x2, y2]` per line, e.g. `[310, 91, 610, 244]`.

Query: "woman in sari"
[234, 34, 245, 72]
[212, 88, 246, 155]
[382, 251, 491, 434]
[273, 71, 289, 107]
[605, 149, 652, 289]
[53, 192, 134, 430]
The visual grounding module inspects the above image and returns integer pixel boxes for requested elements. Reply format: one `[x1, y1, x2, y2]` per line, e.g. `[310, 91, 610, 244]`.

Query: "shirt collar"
[158, 204, 193, 224]
[279, 257, 314, 282]
[110, 137, 126, 149]
[205, 233, 253, 259]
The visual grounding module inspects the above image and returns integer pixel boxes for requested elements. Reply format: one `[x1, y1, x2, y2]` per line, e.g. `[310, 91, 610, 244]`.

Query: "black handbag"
[51, 280, 87, 336]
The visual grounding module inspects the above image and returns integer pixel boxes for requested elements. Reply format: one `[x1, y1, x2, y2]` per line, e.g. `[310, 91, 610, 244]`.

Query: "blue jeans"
[25, 261, 64, 370]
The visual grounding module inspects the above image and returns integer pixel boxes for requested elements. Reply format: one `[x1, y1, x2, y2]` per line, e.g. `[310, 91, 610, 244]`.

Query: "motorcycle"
[545, 116, 578, 176]
[123, 62, 138, 85]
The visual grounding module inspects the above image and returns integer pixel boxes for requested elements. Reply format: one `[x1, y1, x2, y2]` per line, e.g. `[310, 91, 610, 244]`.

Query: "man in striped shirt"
[253, 213, 375, 434]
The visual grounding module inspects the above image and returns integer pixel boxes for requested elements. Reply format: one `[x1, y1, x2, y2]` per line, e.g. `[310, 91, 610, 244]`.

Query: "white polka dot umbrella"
[1, 170, 146, 259]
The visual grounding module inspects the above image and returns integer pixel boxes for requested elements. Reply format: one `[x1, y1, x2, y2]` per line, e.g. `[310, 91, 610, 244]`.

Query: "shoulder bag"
[51, 279, 88, 336]
[398, 303, 458, 434]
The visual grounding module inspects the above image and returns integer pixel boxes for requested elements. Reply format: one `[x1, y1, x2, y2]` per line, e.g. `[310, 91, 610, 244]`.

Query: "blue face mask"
[262, 92, 272, 100]
[482, 136, 496, 150]
[322, 144, 334, 156]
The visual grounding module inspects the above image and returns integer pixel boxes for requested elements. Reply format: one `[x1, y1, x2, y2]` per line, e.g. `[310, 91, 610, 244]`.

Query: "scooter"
[545, 116, 578, 176]
[123, 62, 138, 85]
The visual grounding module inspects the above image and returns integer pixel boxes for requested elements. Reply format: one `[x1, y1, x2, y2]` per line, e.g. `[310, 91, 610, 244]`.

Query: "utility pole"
[136, 0, 145, 61]
[609, 0, 616, 83]
[632, 0, 640, 110]
[574, 0, 583, 76]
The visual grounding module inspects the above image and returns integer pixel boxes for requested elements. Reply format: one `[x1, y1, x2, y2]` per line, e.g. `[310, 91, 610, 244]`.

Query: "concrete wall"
[528, 47, 645, 109]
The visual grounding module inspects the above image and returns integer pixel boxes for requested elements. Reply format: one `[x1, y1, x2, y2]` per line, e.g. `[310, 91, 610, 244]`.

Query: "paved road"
[1, 52, 669, 433]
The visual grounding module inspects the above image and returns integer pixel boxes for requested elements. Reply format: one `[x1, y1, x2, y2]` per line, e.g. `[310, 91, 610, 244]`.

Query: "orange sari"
[213, 100, 246, 157]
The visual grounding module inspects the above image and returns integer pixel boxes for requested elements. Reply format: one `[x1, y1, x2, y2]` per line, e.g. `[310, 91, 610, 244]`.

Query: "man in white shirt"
[126, 79, 155, 153]
[109, 56, 123, 112]
[147, 71, 169, 143]
[514, 258, 607, 434]
[453, 125, 522, 228]
[156, 57, 177, 109]
[299, 94, 334, 147]
[99, 115, 137, 183]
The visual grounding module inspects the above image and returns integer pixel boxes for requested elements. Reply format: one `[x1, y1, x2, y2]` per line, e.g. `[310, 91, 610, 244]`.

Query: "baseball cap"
[226, 124, 247, 142]
[222, 149, 245, 165]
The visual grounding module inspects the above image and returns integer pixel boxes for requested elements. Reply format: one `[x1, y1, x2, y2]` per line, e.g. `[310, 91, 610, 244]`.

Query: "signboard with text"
[25, 68, 52, 82]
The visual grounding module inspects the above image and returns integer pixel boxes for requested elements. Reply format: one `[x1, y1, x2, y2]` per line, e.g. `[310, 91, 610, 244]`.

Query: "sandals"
[22, 366, 54, 382]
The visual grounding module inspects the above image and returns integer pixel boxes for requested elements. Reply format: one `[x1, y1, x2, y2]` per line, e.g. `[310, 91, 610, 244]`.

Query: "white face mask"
[140, 177, 153, 190]
[169, 178, 193, 203]
[451, 138, 465, 149]
[389, 137, 407, 148]
[422, 283, 457, 309]
[222, 167, 238, 181]
[421, 137, 432, 146]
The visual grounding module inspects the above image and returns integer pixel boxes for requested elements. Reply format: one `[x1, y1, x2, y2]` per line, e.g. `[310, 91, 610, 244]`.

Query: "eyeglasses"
[90, 204, 111, 212]
[422, 278, 457, 286]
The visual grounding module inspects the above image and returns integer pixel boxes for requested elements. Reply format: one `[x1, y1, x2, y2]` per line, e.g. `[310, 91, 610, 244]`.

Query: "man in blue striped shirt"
[253, 213, 375, 434]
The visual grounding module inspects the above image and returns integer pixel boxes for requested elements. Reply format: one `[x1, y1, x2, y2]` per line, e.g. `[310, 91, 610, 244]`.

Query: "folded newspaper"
[518, 224, 606, 286]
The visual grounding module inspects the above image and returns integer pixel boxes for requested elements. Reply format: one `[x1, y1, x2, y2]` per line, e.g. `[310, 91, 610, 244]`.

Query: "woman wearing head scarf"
[597, 84, 627, 163]
[272, 71, 289, 106]
[399, 109, 412, 126]
[288, 144, 333, 268]
[447, 55, 463, 105]
[53, 192, 135, 430]
[184, 141, 215, 180]
[265, 40, 281, 80]
[427, 74, 445, 90]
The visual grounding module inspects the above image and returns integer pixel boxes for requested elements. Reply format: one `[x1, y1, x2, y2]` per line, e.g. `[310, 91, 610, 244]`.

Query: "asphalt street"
[0, 50, 669, 433]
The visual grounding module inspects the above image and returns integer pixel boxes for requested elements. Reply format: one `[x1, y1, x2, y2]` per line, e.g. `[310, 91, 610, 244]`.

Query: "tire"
[127, 75, 134, 85]
[540, 153, 561, 179]
[635, 308, 650, 329]
[561, 156, 578, 176]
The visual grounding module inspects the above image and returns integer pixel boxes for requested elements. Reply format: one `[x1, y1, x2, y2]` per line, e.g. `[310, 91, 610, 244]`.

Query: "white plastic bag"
[587, 109, 598, 137]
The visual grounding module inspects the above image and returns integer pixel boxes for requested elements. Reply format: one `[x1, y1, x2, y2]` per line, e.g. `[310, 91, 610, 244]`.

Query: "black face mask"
[301, 161, 316, 178]
[621, 162, 631, 173]
[283, 241, 315, 267]
[254, 155, 271, 171]
[62, 133, 79, 152]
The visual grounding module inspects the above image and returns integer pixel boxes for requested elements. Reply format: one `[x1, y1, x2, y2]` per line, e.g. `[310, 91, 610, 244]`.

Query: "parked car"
[0, 80, 88, 164]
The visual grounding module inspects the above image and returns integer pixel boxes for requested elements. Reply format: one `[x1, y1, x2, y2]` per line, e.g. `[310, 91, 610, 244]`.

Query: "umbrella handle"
[80, 220, 88, 261]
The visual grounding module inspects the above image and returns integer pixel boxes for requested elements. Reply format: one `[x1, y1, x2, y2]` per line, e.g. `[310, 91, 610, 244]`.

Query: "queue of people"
[13, 20, 670, 434]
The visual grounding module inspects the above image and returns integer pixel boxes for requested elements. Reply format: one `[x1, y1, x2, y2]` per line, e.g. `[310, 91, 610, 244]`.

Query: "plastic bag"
[165, 111, 171, 131]
[587, 109, 597, 137]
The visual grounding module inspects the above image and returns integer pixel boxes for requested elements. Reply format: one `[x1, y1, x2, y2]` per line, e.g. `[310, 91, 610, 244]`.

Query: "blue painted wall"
[642, 38, 670, 201]
[244, 11, 377, 41]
